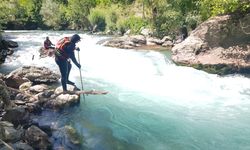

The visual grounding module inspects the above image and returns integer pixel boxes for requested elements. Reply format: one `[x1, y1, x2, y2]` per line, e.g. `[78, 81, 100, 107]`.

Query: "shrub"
[88, 9, 106, 32]
[154, 9, 183, 38]
[117, 16, 148, 34]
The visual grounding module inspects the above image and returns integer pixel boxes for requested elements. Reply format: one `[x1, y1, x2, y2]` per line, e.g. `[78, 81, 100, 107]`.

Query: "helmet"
[71, 34, 81, 43]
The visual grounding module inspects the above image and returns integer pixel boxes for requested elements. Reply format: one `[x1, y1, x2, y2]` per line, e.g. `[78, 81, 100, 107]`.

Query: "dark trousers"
[55, 58, 72, 91]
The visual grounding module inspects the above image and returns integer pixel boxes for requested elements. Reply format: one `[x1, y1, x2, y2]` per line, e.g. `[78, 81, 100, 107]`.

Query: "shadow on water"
[31, 106, 144, 150]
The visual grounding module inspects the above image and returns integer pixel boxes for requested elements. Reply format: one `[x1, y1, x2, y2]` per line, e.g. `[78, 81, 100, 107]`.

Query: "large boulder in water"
[171, 13, 250, 75]
[0, 39, 18, 64]
[9, 66, 60, 84]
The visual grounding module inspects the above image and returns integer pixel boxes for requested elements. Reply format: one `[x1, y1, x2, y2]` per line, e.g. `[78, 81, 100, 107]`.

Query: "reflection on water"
[2, 31, 250, 150]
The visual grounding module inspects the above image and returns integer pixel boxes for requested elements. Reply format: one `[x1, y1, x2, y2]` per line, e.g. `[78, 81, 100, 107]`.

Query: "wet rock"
[19, 81, 33, 92]
[26, 102, 42, 114]
[4, 40, 18, 48]
[9, 66, 60, 84]
[44, 94, 79, 110]
[0, 121, 23, 142]
[39, 124, 52, 137]
[0, 80, 10, 108]
[12, 141, 33, 150]
[4, 74, 30, 89]
[65, 125, 81, 145]
[0, 73, 4, 80]
[24, 125, 52, 150]
[0, 39, 18, 64]
[13, 100, 26, 105]
[2, 106, 30, 126]
[41, 90, 54, 98]
[29, 84, 48, 93]
[15, 93, 30, 102]
[54, 85, 78, 95]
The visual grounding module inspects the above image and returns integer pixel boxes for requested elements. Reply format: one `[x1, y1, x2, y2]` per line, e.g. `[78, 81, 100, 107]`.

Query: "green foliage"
[154, 9, 183, 37]
[117, 16, 148, 34]
[0, 0, 249, 34]
[95, 0, 112, 6]
[167, 0, 199, 15]
[40, 0, 66, 30]
[199, 0, 249, 20]
[65, 0, 96, 30]
[185, 13, 201, 30]
[88, 9, 107, 31]
[106, 10, 119, 31]
[18, 0, 43, 28]
[0, 1, 13, 29]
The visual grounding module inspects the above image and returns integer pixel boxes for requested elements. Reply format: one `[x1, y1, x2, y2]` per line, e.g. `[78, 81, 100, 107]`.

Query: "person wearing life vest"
[55, 34, 81, 92]
[44, 36, 55, 49]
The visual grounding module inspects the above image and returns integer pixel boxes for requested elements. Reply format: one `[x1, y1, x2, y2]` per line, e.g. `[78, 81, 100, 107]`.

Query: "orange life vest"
[55, 37, 71, 59]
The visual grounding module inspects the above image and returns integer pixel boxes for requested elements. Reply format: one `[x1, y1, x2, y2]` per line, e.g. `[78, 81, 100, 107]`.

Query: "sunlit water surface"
[1, 30, 250, 150]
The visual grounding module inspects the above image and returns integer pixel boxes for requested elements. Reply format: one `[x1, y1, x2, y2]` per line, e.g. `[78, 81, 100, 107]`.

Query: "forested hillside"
[0, 0, 249, 37]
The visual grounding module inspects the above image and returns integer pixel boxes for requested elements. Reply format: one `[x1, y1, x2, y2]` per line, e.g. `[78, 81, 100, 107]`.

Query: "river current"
[1, 30, 250, 150]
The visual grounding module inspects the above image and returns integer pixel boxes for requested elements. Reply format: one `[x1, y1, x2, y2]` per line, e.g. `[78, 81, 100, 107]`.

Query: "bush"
[117, 16, 148, 34]
[154, 9, 183, 38]
[88, 9, 106, 32]
[185, 13, 202, 30]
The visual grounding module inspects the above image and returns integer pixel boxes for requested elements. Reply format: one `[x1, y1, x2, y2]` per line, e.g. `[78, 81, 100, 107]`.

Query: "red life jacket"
[55, 37, 71, 59]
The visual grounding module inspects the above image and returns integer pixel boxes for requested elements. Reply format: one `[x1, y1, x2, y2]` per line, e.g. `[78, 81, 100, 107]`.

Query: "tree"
[65, 0, 96, 30]
[199, 0, 250, 20]
[0, 0, 15, 29]
[18, 0, 42, 29]
[40, 0, 67, 29]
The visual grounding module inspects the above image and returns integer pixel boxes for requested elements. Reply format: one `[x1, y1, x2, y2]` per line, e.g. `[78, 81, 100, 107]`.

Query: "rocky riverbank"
[171, 13, 250, 75]
[0, 66, 84, 149]
[99, 29, 175, 50]
[101, 13, 250, 75]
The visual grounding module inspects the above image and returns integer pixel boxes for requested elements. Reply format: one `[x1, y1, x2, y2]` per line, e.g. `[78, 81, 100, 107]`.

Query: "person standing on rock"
[55, 34, 81, 92]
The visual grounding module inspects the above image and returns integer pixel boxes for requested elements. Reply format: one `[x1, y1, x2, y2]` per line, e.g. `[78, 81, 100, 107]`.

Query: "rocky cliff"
[171, 13, 250, 75]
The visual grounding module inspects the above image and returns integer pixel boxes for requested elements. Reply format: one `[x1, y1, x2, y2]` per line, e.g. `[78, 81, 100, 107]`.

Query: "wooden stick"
[0, 139, 14, 150]
[64, 90, 108, 95]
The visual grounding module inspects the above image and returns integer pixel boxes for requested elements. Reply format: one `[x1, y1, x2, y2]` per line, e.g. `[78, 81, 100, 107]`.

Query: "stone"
[9, 66, 60, 84]
[25, 125, 52, 150]
[29, 84, 48, 93]
[2, 106, 29, 126]
[44, 94, 79, 110]
[0, 121, 22, 142]
[4, 74, 29, 89]
[19, 81, 33, 92]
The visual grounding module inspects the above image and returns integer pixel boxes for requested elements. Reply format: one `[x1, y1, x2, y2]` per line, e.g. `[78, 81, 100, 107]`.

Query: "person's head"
[71, 34, 81, 43]
[46, 36, 49, 40]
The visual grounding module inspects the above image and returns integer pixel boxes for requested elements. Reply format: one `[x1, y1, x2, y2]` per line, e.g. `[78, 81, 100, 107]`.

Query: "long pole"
[77, 50, 86, 101]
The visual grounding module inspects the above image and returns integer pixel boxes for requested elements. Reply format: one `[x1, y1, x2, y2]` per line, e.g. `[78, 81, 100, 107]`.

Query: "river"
[1, 30, 250, 150]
